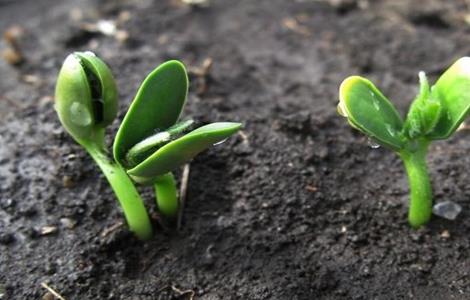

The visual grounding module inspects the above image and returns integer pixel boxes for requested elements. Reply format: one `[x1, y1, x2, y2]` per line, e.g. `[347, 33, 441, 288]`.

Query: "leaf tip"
[339, 76, 364, 104]
[450, 57, 470, 76]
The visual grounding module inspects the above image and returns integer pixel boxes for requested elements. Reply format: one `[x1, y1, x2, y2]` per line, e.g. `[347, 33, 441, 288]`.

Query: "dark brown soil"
[1, 0, 469, 299]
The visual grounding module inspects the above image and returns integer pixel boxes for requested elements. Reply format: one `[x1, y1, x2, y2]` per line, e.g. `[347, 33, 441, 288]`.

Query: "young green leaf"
[114, 60, 188, 165]
[55, 52, 152, 240]
[339, 76, 405, 151]
[74, 52, 118, 127]
[338, 57, 470, 228]
[55, 52, 117, 143]
[127, 122, 241, 183]
[403, 72, 441, 139]
[427, 57, 470, 139]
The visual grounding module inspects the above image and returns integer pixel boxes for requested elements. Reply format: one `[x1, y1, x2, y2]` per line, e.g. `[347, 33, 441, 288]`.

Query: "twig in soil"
[238, 130, 250, 146]
[0, 95, 21, 109]
[40, 282, 66, 300]
[79, 20, 129, 43]
[457, 122, 470, 132]
[2, 25, 24, 65]
[188, 58, 213, 95]
[306, 185, 318, 192]
[177, 164, 191, 230]
[171, 285, 195, 300]
[100, 221, 124, 238]
[281, 17, 311, 36]
[40, 226, 58, 236]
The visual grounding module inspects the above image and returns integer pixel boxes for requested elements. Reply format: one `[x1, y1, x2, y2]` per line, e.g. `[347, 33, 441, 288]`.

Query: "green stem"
[154, 172, 179, 217]
[399, 140, 432, 228]
[84, 143, 153, 240]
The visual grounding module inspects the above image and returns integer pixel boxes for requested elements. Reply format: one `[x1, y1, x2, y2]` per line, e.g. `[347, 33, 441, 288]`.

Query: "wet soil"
[1, 0, 469, 299]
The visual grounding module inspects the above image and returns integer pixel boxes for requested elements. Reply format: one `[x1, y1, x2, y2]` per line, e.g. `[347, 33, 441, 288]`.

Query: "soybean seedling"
[338, 57, 470, 228]
[55, 52, 241, 239]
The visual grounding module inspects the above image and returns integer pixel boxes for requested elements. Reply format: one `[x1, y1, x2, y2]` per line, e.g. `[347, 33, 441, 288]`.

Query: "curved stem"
[399, 140, 432, 228]
[84, 143, 153, 240]
[154, 172, 179, 217]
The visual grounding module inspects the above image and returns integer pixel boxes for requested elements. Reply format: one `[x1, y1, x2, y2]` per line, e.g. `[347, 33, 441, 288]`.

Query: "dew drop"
[446, 111, 453, 122]
[385, 124, 396, 137]
[367, 137, 380, 149]
[337, 102, 348, 117]
[69, 102, 92, 126]
[372, 99, 380, 111]
[213, 138, 228, 146]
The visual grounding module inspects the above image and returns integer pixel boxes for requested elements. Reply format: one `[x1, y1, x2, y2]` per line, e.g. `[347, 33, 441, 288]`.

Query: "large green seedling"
[338, 57, 470, 228]
[55, 52, 241, 239]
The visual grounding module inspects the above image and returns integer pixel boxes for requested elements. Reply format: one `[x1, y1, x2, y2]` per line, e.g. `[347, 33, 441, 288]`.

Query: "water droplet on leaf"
[372, 98, 380, 111]
[446, 111, 453, 122]
[367, 137, 380, 149]
[385, 124, 396, 137]
[432, 201, 462, 220]
[69, 102, 92, 126]
[213, 138, 228, 146]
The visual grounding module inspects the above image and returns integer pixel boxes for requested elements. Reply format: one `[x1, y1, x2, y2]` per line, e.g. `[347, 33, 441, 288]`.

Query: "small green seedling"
[338, 57, 470, 228]
[55, 52, 241, 239]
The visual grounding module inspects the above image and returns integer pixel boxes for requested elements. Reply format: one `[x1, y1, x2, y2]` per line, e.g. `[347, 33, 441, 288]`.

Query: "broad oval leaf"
[339, 76, 405, 151]
[114, 60, 188, 164]
[427, 57, 470, 139]
[127, 122, 242, 182]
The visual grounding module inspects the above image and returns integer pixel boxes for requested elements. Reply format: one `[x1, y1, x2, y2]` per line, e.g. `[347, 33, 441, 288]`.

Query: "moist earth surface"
[0, 0, 469, 299]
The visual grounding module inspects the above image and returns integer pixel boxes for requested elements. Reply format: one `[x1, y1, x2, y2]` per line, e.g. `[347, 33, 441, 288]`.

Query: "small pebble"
[40, 226, 58, 236]
[432, 201, 462, 220]
[60, 217, 77, 229]
[62, 175, 74, 188]
[440, 230, 450, 239]
[115, 30, 129, 43]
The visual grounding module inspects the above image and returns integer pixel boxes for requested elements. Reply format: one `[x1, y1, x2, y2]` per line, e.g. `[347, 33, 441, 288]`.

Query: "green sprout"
[338, 57, 470, 228]
[55, 51, 241, 239]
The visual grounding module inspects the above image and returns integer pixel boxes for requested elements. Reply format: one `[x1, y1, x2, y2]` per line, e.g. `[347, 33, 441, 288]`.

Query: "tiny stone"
[440, 230, 450, 239]
[60, 217, 77, 229]
[96, 20, 116, 36]
[40, 226, 58, 236]
[432, 201, 462, 220]
[0, 198, 15, 209]
[115, 30, 129, 43]
[62, 175, 74, 188]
